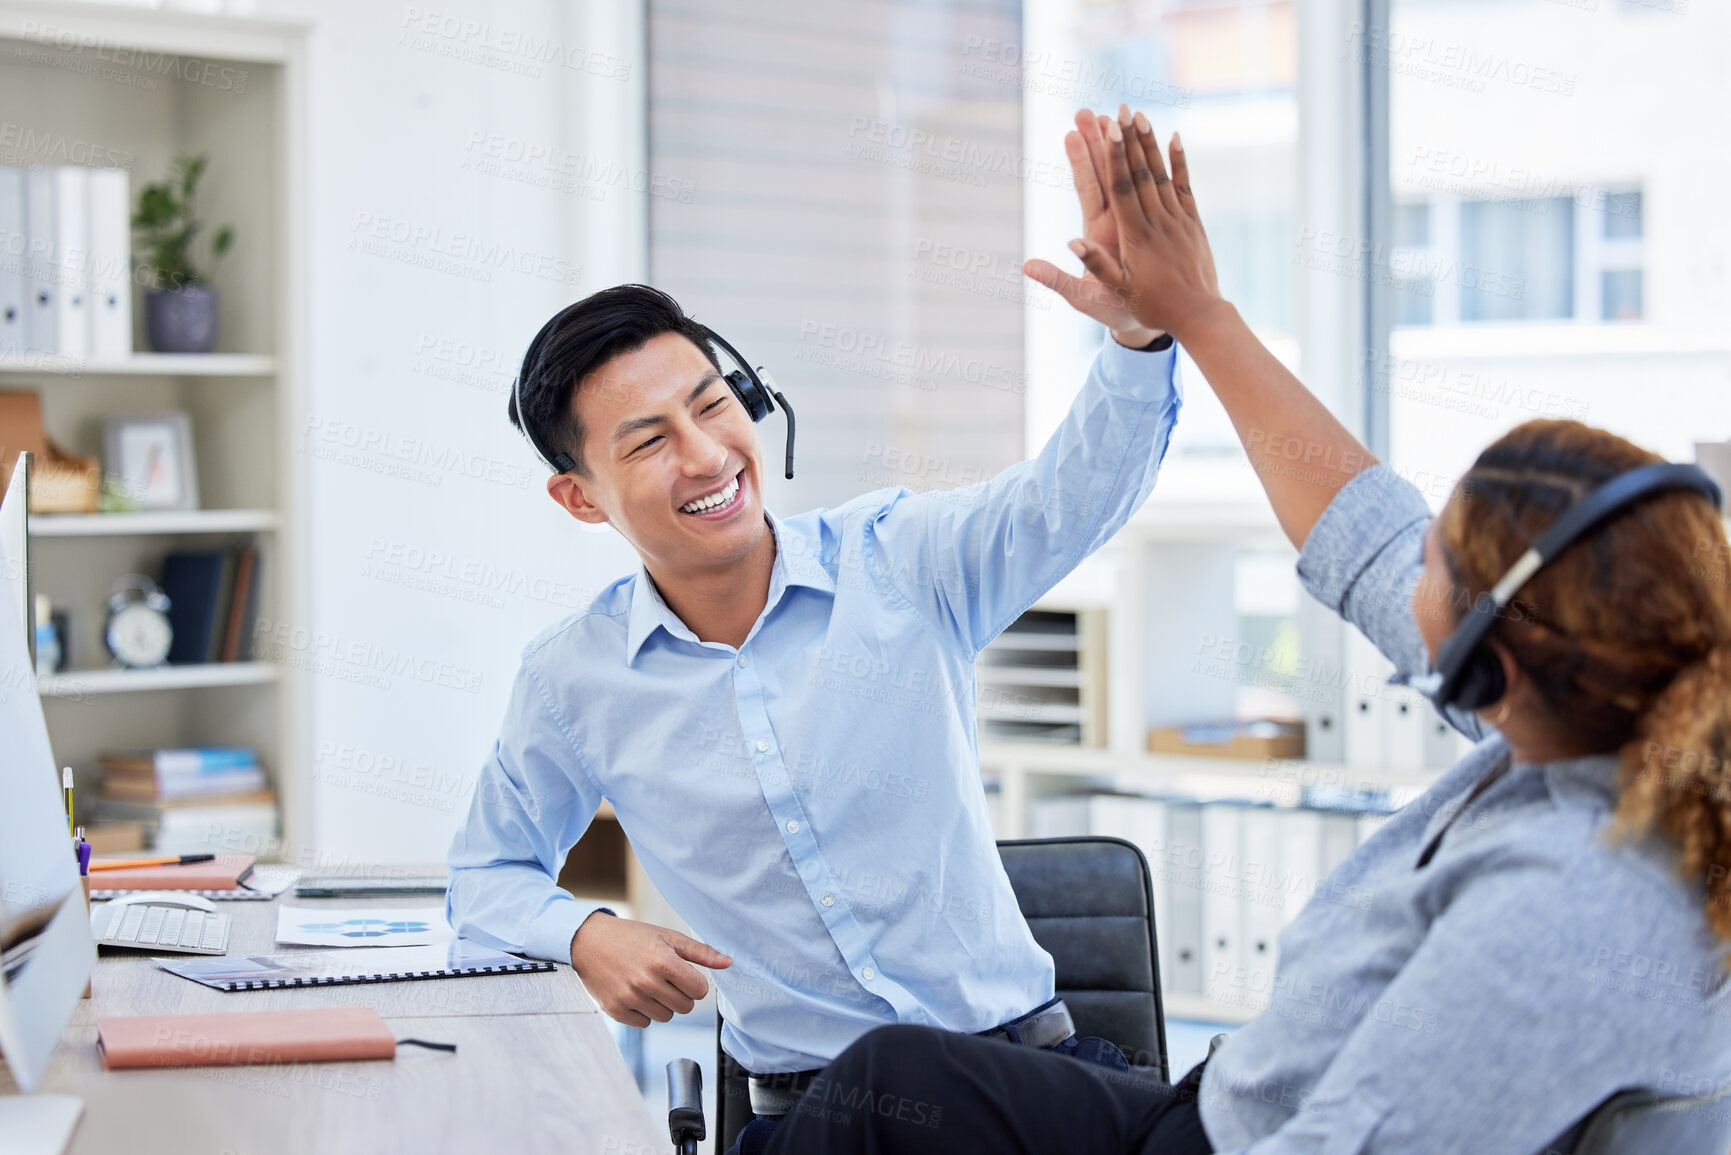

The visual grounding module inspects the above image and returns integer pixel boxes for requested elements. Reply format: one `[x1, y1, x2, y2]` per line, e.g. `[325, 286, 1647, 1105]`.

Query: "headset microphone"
[1414, 462, 1723, 712]
[513, 326, 795, 480]
[700, 326, 796, 481]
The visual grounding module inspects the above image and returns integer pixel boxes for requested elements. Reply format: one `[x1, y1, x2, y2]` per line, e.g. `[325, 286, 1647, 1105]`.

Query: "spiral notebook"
[155, 940, 553, 991]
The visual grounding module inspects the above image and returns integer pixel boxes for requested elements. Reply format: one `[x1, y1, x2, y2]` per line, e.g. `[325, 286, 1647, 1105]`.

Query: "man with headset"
[444, 185, 1183, 1149]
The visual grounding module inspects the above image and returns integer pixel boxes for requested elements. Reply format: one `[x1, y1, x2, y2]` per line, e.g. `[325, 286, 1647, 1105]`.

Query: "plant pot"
[145, 285, 219, 354]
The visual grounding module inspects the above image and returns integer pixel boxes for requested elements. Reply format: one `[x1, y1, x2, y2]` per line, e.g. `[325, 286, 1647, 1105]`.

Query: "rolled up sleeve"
[1295, 464, 1485, 742]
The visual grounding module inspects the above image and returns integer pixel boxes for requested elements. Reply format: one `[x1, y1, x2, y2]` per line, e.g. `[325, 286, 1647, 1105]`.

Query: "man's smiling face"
[553, 331, 769, 575]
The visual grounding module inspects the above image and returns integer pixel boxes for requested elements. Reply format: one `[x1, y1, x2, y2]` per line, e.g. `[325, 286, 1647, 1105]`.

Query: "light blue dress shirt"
[447, 338, 1181, 1073]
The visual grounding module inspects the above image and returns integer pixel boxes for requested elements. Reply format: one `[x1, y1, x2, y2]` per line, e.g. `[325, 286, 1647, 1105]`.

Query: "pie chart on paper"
[274, 905, 457, 947]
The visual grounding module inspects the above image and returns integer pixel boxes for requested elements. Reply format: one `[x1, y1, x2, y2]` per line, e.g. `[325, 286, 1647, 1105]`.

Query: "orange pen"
[88, 854, 216, 872]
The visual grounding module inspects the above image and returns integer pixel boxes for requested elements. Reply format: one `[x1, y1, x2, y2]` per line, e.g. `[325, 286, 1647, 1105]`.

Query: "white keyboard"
[93, 903, 231, 955]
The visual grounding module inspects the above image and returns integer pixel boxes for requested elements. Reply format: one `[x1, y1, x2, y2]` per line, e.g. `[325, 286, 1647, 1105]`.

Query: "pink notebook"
[87, 854, 254, 892]
[97, 1007, 396, 1069]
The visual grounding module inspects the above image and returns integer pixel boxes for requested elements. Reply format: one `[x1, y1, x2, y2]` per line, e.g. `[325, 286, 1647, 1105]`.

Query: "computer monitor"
[0, 450, 91, 1146]
[0, 450, 31, 666]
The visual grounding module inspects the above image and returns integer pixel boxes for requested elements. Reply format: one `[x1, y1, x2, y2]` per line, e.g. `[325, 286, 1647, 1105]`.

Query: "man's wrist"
[568, 907, 617, 965]
[1112, 328, 1173, 351]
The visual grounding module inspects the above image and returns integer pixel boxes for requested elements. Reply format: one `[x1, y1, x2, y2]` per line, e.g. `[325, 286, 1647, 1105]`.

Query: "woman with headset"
[762, 107, 1731, 1154]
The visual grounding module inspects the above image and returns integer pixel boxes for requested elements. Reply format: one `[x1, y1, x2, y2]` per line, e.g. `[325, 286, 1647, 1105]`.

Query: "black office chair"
[665, 837, 1731, 1155]
[668, 835, 1168, 1153]
[1543, 1084, 1731, 1155]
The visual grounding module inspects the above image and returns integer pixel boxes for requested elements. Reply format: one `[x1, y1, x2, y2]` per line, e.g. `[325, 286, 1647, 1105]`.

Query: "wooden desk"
[1, 893, 668, 1154]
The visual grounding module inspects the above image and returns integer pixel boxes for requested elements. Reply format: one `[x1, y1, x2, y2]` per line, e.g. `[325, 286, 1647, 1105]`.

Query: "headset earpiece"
[724, 368, 775, 424]
[1448, 645, 1508, 713]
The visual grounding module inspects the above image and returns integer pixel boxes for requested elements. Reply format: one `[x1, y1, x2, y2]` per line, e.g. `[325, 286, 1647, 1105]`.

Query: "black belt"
[973, 996, 1075, 1050]
[745, 998, 1077, 1117]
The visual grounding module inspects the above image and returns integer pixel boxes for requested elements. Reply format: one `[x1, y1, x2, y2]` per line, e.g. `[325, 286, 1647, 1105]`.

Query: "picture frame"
[102, 412, 200, 511]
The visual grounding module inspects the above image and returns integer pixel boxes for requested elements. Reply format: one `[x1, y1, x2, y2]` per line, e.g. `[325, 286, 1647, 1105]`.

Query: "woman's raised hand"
[1067, 105, 1223, 344]
[1021, 109, 1161, 346]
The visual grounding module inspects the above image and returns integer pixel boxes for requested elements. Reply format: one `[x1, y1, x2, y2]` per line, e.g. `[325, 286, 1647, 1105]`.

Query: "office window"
[1394, 202, 1430, 248]
[1391, 202, 1434, 325]
[1384, 0, 1724, 501]
[1210, 210, 1294, 336]
[1458, 198, 1574, 322]
[1023, 0, 1299, 458]
[649, 0, 1026, 513]
[1604, 190, 1643, 239]
[1601, 269, 1643, 321]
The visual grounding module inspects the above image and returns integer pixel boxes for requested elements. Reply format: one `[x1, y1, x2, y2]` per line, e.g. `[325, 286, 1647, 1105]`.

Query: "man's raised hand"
[1021, 109, 1161, 348]
[569, 910, 732, 1028]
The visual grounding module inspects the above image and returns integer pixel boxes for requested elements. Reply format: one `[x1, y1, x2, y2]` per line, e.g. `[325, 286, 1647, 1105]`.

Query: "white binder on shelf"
[1200, 802, 1245, 1003]
[0, 167, 25, 353]
[1386, 686, 1428, 773]
[1088, 793, 1170, 962]
[86, 167, 131, 361]
[1321, 811, 1360, 876]
[1356, 811, 1393, 846]
[1424, 704, 1472, 770]
[1026, 795, 1091, 839]
[1344, 628, 1395, 771]
[1240, 805, 1283, 1005]
[1086, 793, 1143, 843]
[1277, 806, 1325, 924]
[1163, 801, 1204, 997]
[50, 167, 89, 361]
[22, 169, 56, 354]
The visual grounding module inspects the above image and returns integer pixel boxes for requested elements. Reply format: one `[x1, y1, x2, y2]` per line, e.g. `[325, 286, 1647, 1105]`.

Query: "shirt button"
[821, 893, 835, 907]
[862, 966, 875, 981]
[786, 820, 800, 834]
[756, 739, 769, 753]
[737, 654, 748, 668]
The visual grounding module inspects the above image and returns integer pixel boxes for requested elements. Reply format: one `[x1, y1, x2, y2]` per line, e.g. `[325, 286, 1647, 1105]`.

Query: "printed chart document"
[157, 941, 551, 991]
[275, 905, 455, 948]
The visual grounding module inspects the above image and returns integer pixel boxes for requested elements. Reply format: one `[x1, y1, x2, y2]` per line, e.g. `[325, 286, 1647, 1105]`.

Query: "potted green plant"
[133, 154, 233, 354]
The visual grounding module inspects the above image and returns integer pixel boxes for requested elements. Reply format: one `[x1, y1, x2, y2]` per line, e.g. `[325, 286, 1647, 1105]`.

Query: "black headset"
[1415, 462, 1724, 712]
[514, 324, 796, 480]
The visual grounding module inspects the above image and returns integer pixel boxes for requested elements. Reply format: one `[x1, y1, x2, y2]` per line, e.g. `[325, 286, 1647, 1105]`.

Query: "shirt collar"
[1536, 752, 1623, 810]
[623, 510, 835, 665]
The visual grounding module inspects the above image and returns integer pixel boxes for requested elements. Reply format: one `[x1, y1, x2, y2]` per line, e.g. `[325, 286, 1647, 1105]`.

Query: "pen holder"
[80, 874, 91, 999]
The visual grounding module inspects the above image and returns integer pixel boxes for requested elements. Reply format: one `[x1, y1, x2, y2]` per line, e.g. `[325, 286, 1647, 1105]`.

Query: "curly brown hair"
[1433, 419, 1731, 945]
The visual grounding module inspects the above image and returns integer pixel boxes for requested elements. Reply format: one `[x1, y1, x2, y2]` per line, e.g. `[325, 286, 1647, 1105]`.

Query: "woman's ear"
[548, 472, 608, 525]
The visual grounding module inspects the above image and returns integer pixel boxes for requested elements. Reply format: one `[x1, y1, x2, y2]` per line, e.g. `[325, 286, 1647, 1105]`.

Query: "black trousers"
[763, 1024, 1215, 1155]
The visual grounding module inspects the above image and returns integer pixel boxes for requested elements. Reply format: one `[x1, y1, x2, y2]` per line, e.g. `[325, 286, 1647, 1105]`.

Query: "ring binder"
[155, 942, 553, 991]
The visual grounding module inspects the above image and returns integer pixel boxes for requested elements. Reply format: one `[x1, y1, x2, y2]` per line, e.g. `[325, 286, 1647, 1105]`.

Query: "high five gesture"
[1045, 104, 1374, 548]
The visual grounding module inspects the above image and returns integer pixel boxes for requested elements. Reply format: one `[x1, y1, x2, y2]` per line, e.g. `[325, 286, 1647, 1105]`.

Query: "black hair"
[509, 283, 720, 476]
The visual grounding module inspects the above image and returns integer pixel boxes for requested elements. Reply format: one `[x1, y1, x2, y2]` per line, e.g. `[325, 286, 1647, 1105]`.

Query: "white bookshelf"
[30, 509, 279, 536]
[38, 661, 279, 696]
[981, 740, 1441, 831]
[0, 353, 278, 377]
[1, 2, 308, 860]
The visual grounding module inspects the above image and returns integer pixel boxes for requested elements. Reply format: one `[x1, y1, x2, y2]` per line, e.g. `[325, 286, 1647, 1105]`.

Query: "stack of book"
[93, 747, 276, 855]
[162, 544, 262, 665]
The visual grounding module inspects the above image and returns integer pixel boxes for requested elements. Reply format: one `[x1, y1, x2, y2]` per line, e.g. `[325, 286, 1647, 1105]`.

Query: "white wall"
[255, 0, 647, 862]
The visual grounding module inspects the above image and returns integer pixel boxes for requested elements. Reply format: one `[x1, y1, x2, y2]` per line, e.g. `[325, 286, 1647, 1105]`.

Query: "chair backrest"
[996, 836, 1169, 1079]
[1560, 1085, 1731, 1155]
[713, 835, 1170, 1150]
